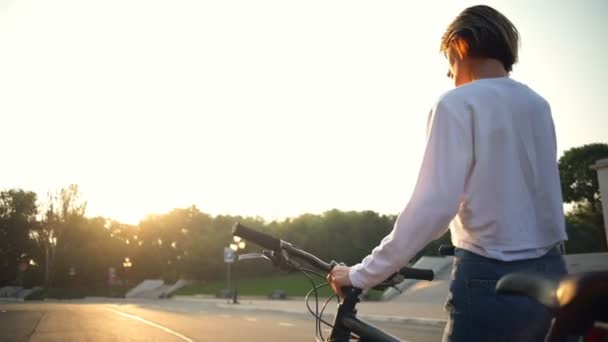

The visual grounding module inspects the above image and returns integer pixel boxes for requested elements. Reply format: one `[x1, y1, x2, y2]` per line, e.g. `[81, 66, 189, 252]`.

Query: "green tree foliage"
[282, 209, 395, 266]
[1, 192, 409, 288]
[0, 189, 38, 285]
[558, 143, 608, 213]
[32, 184, 88, 287]
[564, 205, 607, 253]
[558, 143, 608, 254]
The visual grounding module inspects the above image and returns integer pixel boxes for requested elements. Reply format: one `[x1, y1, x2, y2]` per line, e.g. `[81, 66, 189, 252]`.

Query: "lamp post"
[122, 257, 132, 288]
[68, 266, 76, 289]
[45, 236, 57, 287]
[229, 236, 246, 304]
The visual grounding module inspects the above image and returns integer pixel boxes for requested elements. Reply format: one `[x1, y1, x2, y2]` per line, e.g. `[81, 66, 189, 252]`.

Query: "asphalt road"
[0, 300, 444, 342]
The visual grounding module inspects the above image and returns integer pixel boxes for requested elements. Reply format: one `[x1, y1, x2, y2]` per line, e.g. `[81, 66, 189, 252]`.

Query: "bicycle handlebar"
[233, 222, 282, 251]
[399, 267, 434, 281]
[283, 244, 332, 272]
[232, 222, 434, 282]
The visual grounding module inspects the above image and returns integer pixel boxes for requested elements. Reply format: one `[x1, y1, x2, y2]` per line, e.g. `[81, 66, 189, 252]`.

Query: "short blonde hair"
[440, 5, 519, 72]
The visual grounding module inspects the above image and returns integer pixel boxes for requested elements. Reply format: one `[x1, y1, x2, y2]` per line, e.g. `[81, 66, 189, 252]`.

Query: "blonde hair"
[440, 5, 520, 72]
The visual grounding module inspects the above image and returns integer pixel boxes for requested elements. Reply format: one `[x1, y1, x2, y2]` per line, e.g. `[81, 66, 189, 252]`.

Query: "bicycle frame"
[329, 287, 401, 342]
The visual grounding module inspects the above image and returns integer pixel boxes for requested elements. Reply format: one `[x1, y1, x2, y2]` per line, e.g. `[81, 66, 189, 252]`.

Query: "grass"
[176, 272, 384, 300]
[25, 286, 129, 300]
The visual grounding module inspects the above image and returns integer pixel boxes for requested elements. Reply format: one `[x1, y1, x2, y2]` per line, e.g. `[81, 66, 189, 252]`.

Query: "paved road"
[0, 300, 444, 341]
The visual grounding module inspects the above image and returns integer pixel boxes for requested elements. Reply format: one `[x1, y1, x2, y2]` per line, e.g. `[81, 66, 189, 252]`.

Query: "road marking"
[107, 308, 194, 342]
[245, 317, 257, 322]
[278, 322, 295, 327]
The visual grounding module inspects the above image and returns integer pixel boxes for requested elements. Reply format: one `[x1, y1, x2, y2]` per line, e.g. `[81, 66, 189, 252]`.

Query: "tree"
[558, 143, 608, 213]
[563, 205, 607, 253]
[558, 143, 608, 254]
[33, 185, 87, 287]
[0, 189, 38, 285]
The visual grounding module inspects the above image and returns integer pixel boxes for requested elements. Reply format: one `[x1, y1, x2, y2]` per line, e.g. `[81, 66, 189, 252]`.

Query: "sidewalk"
[173, 281, 449, 327]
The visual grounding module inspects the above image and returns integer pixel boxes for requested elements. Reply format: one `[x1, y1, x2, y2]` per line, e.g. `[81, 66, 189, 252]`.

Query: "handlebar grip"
[232, 222, 282, 251]
[400, 267, 434, 281]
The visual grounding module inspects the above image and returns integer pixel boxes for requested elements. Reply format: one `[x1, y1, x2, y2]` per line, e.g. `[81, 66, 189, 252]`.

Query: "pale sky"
[1, 0, 607, 224]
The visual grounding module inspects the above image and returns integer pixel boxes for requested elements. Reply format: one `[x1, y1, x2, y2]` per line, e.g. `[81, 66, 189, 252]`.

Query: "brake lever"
[263, 250, 299, 272]
[262, 250, 283, 268]
[238, 253, 273, 262]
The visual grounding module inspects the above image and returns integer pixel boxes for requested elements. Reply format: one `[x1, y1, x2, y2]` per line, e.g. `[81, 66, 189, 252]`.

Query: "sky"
[1, 0, 607, 224]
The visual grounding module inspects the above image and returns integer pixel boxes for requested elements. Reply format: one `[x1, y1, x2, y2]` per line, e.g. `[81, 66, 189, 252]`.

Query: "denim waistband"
[454, 244, 563, 263]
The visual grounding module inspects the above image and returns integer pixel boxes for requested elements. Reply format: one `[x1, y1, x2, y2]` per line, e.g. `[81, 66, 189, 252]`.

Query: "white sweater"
[349, 77, 568, 290]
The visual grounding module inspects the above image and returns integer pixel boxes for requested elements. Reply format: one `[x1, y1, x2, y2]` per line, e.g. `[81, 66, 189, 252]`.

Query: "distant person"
[328, 5, 568, 341]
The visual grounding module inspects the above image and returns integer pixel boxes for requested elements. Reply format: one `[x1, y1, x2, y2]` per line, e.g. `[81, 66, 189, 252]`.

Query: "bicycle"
[496, 270, 608, 342]
[232, 222, 435, 342]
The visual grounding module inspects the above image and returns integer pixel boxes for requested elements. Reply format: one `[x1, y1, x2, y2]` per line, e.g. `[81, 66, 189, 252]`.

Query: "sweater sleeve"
[348, 99, 473, 289]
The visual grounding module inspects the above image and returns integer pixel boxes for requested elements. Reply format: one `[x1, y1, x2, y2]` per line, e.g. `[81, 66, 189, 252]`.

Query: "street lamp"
[122, 257, 132, 287]
[229, 236, 246, 304]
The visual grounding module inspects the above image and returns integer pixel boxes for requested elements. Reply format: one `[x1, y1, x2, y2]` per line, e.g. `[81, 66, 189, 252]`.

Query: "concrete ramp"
[125, 279, 164, 298]
[162, 279, 192, 298]
[16, 287, 43, 300]
[0, 286, 43, 301]
[126, 279, 192, 299]
[0, 286, 23, 298]
[141, 284, 173, 299]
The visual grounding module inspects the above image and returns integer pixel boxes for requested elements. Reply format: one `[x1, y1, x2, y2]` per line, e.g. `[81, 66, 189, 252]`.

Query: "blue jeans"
[441, 246, 567, 342]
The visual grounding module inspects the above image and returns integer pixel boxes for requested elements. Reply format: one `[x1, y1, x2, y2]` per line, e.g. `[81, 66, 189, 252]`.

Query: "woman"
[328, 5, 568, 341]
